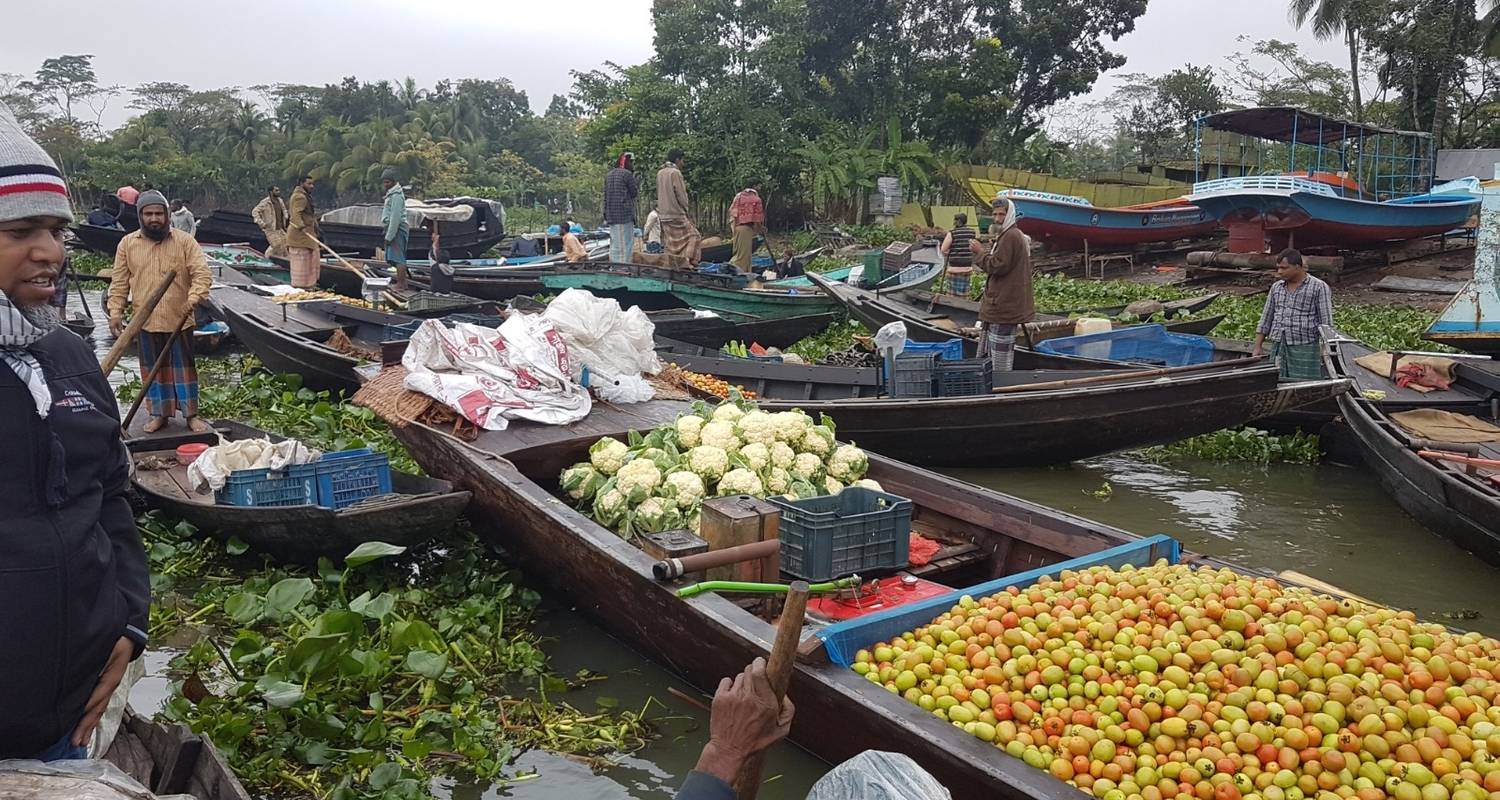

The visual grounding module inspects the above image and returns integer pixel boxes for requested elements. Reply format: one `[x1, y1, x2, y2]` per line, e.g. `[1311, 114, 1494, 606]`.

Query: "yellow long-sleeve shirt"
[107, 229, 213, 332]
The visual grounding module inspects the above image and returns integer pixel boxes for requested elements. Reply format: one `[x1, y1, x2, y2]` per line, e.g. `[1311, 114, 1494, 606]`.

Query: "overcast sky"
[4, 0, 1349, 129]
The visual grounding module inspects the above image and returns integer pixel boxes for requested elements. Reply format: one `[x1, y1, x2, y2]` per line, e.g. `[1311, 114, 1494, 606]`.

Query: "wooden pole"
[121, 308, 196, 432]
[732, 580, 809, 800]
[99, 270, 179, 376]
[990, 356, 1267, 395]
[309, 234, 370, 278]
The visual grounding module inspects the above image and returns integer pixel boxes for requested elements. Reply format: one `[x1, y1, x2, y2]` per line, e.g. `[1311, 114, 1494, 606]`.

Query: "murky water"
[944, 455, 1500, 637]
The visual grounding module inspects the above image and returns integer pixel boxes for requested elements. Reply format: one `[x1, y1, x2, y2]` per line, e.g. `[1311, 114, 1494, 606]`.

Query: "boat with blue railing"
[998, 189, 1220, 250]
[1186, 107, 1482, 250]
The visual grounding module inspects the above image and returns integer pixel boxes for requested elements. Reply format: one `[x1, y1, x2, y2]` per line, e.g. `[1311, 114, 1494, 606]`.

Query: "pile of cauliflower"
[557, 399, 879, 539]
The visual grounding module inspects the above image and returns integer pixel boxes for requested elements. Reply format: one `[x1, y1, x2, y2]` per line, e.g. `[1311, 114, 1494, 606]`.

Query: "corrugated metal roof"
[1437, 149, 1500, 181]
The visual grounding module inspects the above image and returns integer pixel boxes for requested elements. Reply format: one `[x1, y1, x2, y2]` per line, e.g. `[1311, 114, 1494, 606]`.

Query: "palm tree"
[219, 102, 268, 163]
[1288, 0, 1366, 120]
[793, 139, 851, 220]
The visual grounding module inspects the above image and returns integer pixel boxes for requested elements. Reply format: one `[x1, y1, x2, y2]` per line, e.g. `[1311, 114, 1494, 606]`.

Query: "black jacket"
[0, 328, 148, 758]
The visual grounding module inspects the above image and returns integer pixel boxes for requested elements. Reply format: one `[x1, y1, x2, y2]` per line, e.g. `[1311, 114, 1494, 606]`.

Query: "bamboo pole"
[309, 234, 370, 278]
[121, 308, 196, 432]
[989, 356, 1266, 395]
[732, 580, 809, 800]
[99, 270, 179, 376]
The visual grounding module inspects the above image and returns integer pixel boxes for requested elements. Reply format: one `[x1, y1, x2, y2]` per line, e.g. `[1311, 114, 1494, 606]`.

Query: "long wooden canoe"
[1323, 334, 1500, 565]
[382, 398, 1355, 799]
[103, 707, 252, 799]
[127, 420, 469, 562]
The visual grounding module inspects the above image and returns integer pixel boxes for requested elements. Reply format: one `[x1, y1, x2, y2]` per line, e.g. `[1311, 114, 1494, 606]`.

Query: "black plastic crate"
[772, 487, 913, 581]
[886, 351, 937, 398]
[936, 357, 993, 397]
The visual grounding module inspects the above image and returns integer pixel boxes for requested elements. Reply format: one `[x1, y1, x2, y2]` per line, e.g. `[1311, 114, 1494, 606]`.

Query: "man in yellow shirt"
[107, 190, 213, 433]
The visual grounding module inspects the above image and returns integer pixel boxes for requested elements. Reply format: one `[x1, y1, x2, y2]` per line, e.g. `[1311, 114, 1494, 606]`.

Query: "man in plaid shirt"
[602, 152, 638, 263]
[1252, 248, 1334, 379]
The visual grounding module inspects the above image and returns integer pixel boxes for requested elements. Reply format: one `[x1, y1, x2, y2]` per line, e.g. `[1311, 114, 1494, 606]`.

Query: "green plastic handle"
[676, 576, 859, 599]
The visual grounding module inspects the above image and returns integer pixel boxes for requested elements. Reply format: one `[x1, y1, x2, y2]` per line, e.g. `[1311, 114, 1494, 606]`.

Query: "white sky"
[2, 0, 1350, 130]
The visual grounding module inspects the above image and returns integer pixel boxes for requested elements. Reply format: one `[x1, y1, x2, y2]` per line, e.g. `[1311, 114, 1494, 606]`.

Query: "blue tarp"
[815, 534, 1182, 667]
[1036, 324, 1216, 366]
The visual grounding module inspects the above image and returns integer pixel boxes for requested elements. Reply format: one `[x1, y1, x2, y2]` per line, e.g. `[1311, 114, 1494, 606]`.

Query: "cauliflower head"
[770, 410, 812, 443]
[559, 463, 604, 503]
[616, 458, 663, 502]
[798, 425, 835, 457]
[735, 410, 777, 446]
[711, 403, 745, 424]
[675, 415, 705, 448]
[631, 496, 682, 535]
[827, 444, 869, 481]
[852, 478, 883, 492]
[769, 441, 796, 469]
[717, 468, 765, 497]
[686, 445, 730, 482]
[591, 485, 628, 527]
[790, 451, 824, 481]
[588, 436, 629, 475]
[823, 476, 845, 496]
[700, 420, 741, 451]
[663, 471, 706, 509]
[738, 442, 770, 472]
[765, 466, 791, 495]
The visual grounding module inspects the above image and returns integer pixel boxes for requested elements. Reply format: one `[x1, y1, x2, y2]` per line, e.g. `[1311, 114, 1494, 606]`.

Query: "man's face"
[1276, 259, 1304, 281]
[302, 179, 315, 192]
[382, 178, 394, 191]
[141, 206, 169, 231]
[0, 217, 66, 309]
[271, 187, 281, 198]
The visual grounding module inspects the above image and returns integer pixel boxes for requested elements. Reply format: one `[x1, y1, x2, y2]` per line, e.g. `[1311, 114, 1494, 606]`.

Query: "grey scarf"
[0, 292, 51, 418]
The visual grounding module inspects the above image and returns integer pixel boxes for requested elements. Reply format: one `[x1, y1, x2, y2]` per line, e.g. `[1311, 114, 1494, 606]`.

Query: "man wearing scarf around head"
[970, 196, 1034, 372]
[0, 101, 150, 761]
[107, 189, 213, 433]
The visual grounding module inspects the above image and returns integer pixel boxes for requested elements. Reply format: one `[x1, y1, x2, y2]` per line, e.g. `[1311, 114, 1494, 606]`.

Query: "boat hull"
[220, 301, 362, 393]
[1006, 193, 1219, 250]
[1188, 188, 1479, 248]
[197, 209, 505, 259]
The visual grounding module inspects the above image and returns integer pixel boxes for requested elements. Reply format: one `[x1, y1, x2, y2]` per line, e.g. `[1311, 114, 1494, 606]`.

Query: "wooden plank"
[1373, 276, 1464, 295]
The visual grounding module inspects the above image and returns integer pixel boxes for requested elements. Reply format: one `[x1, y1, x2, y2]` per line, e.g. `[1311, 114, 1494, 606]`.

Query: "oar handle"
[731, 580, 809, 800]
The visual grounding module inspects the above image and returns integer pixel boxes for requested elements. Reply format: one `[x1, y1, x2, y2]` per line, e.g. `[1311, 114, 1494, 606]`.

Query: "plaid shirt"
[602, 167, 638, 226]
[1257, 275, 1333, 345]
[730, 189, 765, 226]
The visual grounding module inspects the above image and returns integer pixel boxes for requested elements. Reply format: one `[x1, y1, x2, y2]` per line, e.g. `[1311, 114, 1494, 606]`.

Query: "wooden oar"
[731, 580, 809, 800]
[100, 270, 178, 375]
[989, 356, 1266, 395]
[121, 308, 196, 432]
[1417, 449, 1500, 473]
[309, 234, 370, 278]
[1277, 570, 1378, 606]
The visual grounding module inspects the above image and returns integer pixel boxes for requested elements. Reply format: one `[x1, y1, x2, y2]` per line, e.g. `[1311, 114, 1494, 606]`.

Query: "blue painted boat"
[999, 190, 1219, 251]
[765, 266, 856, 288]
[1426, 184, 1500, 354]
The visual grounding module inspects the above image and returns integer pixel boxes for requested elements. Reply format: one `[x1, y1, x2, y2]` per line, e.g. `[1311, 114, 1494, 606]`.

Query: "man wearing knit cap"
[380, 168, 409, 290]
[0, 101, 150, 761]
[107, 188, 213, 433]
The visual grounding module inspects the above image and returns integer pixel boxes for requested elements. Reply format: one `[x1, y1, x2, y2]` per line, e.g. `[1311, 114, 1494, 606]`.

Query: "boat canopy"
[1198, 107, 1431, 145]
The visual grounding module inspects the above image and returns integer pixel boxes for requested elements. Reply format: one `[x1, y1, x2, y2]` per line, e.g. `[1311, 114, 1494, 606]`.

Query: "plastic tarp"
[815, 535, 1181, 667]
[1036, 324, 1216, 367]
[187, 438, 320, 492]
[805, 751, 951, 800]
[0, 759, 171, 800]
[401, 315, 592, 431]
[541, 289, 662, 384]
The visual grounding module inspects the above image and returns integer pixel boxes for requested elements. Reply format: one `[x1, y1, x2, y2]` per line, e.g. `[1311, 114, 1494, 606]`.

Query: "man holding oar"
[107, 189, 212, 433]
[0, 101, 150, 761]
[286, 174, 321, 288]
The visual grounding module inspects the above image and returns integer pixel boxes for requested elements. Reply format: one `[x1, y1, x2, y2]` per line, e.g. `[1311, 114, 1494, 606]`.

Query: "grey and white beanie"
[0, 101, 73, 224]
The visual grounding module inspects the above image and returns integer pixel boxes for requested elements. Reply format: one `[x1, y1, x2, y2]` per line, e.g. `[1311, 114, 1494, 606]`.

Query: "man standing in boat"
[286, 175, 321, 288]
[108, 190, 214, 433]
[940, 212, 977, 295]
[729, 177, 767, 273]
[656, 149, 701, 267]
[1252, 248, 1333, 379]
[0, 101, 150, 761]
[252, 185, 289, 259]
[603, 151, 638, 263]
[380, 168, 410, 290]
[969, 196, 1033, 372]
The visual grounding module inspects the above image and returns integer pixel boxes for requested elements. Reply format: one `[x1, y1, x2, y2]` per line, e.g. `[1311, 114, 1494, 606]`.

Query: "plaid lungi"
[139, 331, 199, 418]
[288, 246, 320, 288]
[1271, 340, 1322, 380]
[661, 218, 701, 263]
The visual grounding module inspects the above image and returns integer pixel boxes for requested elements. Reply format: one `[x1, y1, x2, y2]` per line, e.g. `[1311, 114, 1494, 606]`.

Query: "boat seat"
[906, 542, 985, 581]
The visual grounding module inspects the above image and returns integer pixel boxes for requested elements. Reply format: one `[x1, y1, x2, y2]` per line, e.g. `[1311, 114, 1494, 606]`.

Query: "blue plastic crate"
[1036, 324, 1215, 367]
[303, 449, 393, 509]
[382, 319, 423, 342]
[771, 487, 913, 581]
[216, 468, 317, 508]
[815, 535, 1182, 667]
[900, 339, 964, 361]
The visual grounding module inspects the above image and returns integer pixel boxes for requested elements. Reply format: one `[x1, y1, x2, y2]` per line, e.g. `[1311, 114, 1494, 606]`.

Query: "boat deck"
[469, 400, 687, 457]
[1337, 339, 1495, 406]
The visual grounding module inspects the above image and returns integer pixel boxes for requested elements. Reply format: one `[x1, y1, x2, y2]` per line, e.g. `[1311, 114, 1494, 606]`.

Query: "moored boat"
[102, 707, 252, 799]
[1424, 185, 1500, 355]
[126, 419, 470, 562]
[999, 189, 1219, 250]
[197, 197, 506, 259]
[1322, 333, 1500, 565]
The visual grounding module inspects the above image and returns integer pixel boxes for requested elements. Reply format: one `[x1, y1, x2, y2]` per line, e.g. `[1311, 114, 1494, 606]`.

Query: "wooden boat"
[998, 189, 1220, 251]
[1323, 334, 1500, 566]
[810, 272, 1228, 367]
[70, 223, 130, 255]
[126, 419, 470, 562]
[215, 286, 396, 394]
[196, 200, 506, 260]
[103, 707, 252, 799]
[1424, 187, 1499, 355]
[62, 313, 96, 340]
[382, 398, 1358, 798]
[643, 309, 840, 350]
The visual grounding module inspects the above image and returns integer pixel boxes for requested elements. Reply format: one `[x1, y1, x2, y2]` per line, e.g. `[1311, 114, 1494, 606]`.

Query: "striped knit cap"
[0, 101, 73, 224]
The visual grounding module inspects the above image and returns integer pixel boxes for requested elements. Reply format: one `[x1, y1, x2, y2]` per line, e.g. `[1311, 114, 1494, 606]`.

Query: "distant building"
[1436, 149, 1500, 182]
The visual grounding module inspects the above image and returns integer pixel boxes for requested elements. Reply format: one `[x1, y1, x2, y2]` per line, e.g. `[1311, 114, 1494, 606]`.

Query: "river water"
[99, 284, 1499, 797]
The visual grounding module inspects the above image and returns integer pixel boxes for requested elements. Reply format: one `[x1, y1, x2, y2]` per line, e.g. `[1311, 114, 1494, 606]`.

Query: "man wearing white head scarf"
[0, 101, 150, 761]
[969, 195, 1034, 372]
